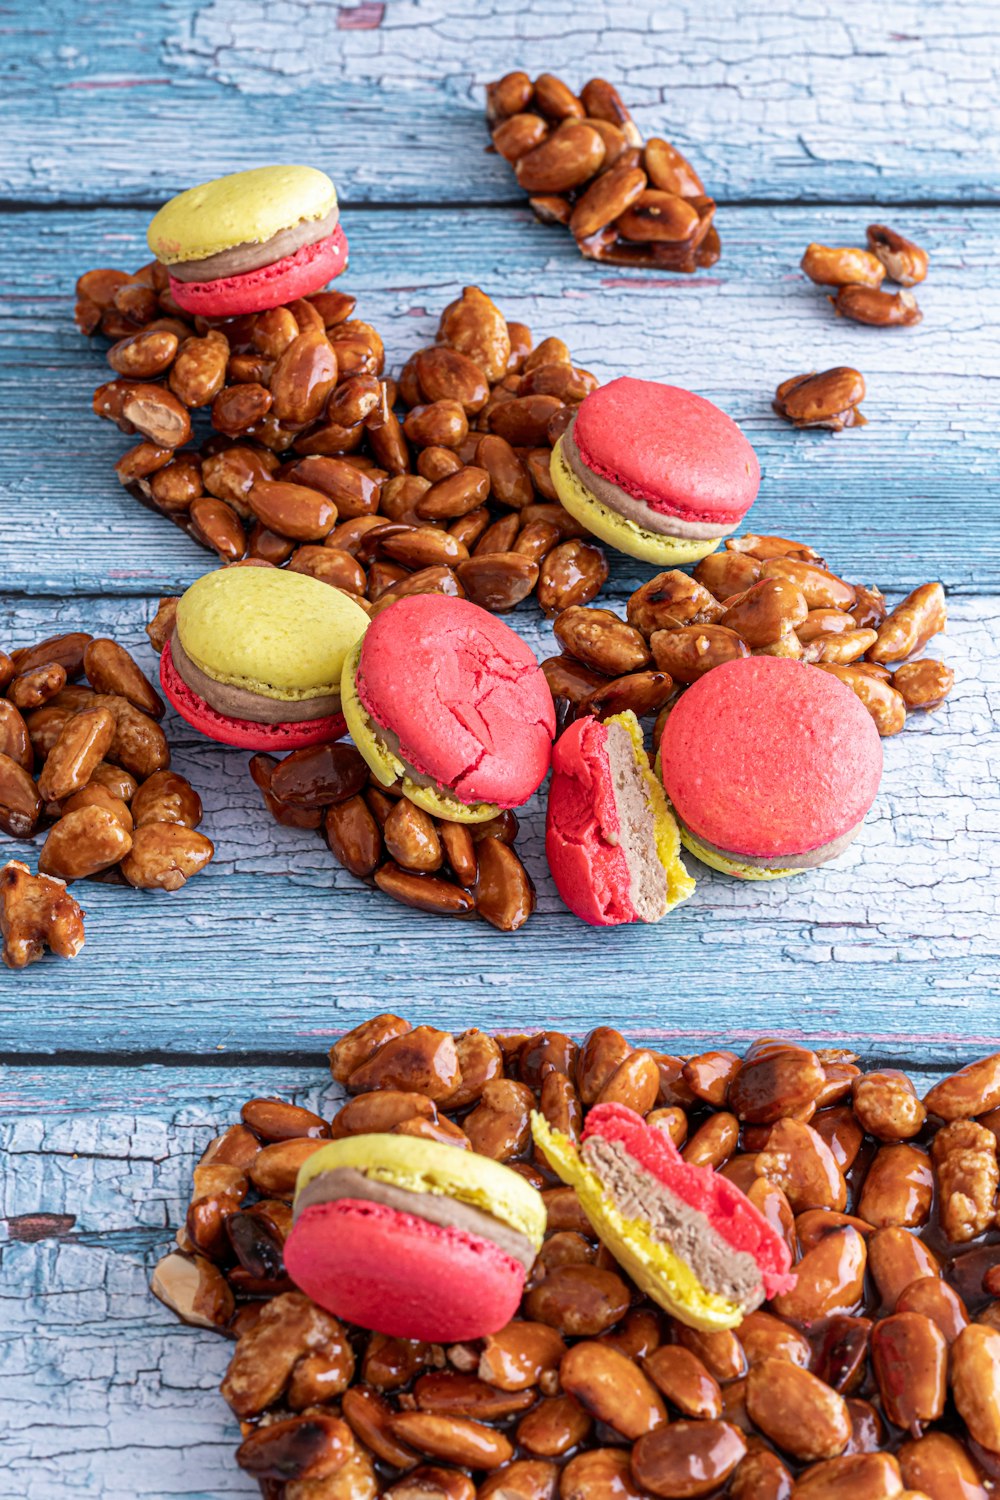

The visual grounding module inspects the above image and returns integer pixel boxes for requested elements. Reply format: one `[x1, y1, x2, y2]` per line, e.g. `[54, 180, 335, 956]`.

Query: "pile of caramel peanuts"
[78, 274, 611, 621]
[153, 1014, 1000, 1500]
[485, 71, 719, 272]
[0, 629, 212, 968]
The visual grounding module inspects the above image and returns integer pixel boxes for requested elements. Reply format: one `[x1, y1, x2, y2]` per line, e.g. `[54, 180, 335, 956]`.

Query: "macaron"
[284, 1134, 547, 1341]
[658, 656, 883, 879]
[342, 595, 556, 824]
[550, 376, 761, 565]
[533, 1103, 796, 1331]
[147, 166, 348, 317]
[546, 710, 695, 926]
[160, 565, 369, 750]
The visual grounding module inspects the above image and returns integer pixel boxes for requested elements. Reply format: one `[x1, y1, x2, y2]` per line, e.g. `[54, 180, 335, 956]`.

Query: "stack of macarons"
[550, 376, 761, 564]
[284, 1134, 546, 1340]
[343, 594, 556, 823]
[160, 565, 369, 750]
[147, 165, 348, 317]
[533, 1102, 796, 1330]
[546, 710, 695, 925]
[658, 656, 883, 878]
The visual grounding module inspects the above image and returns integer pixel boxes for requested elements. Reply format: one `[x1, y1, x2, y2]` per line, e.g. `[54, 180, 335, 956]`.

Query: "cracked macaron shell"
[175, 567, 369, 701]
[551, 435, 722, 565]
[659, 656, 883, 860]
[294, 1133, 546, 1251]
[147, 165, 338, 265]
[349, 595, 556, 810]
[546, 711, 695, 925]
[572, 376, 761, 528]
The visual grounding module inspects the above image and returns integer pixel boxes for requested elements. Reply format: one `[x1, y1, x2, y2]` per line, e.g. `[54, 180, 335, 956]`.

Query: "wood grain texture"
[4, 0, 1000, 204]
[3, 3, 1000, 1494]
[0, 591, 993, 1055]
[2, 205, 998, 595]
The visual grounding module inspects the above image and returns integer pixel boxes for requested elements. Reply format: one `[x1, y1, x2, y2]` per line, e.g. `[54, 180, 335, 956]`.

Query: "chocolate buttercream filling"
[171, 630, 342, 724]
[583, 1135, 764, 1311]
[677, 813, 865, 871]
[168, 205, 340, 283]
[294, 1166, 536, 1272]
[564, 415, 726, 541]
[604, 720, 668, 922]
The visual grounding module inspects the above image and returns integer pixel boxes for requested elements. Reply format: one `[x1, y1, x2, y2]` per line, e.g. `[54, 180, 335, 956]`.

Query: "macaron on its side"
[284, 1134, 547, 1340]
[164, 566, 368, 749]
[168, 224, 348, 318]
[532, 1103, 795, 1331]
[546, 711, 694, 925]
[345, 595, 556, 820]
[551, 436, 721, 565]
[160, 637, 347, 751]
[659, 656, 883, 875]
[550, 376, 761, 564]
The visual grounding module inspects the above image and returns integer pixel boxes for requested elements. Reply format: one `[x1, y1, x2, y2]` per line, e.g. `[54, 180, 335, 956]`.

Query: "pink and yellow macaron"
[343, 594, 556, 823]
[551, 376, 761, 565]
[658, 656, 883, 878]
[284, 1133, 547, 1341]
[147, 166, 348, 317]
[546, 710, 695, 925]
[160, 565, 369, 751]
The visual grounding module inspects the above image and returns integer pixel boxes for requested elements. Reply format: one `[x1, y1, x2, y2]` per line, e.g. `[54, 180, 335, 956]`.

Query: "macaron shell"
[176, 566, 368, 700]
[531, 1113, 743, 1331]
[659, 656, 883, 859]
[551, 439, 722, 565]
[148, 165, 338, 264]
[169, 225, 348, 317]
[573, 377, 760, 527]
[161, 638, 347, 749]
[284, 1198, 527, 1341]
[355, 596, 556, 809]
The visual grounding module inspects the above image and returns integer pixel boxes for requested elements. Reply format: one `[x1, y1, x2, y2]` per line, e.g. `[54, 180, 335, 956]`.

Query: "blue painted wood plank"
[0, 589, 993, 1056]
[2, 204, 998, 596]
[4, 0, 1000, 204]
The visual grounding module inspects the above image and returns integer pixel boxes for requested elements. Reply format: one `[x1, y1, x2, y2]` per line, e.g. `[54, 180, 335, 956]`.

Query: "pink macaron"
[546, 712, 695, 925]
[345, 595, 556, 818]
[659, 656, 883, 876]
[551, 376, 761, 564]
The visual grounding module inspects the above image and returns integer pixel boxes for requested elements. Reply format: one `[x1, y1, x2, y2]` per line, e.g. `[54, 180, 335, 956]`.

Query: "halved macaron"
[658, 656, 883, 879]
[551, 376, 761, 565]
[546, 710, 695, 925]
[161, 566, 369, 750]
[533, 1102, 796, 1331]
[284, 1134, 546, 1341]
[342, 594, 556, 823]
[147, 165, 348, 317]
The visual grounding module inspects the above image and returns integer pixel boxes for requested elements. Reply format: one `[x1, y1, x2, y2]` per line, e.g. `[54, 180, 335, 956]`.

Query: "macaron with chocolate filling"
[342, 594, 556, 824]
[533, 1102, 796, 1331]
[546, 710, 695, 925]
[147, 165, 348, 317]
[284, 1134, 547, 1341]
[658, 656, 883, 879]
[160, 566, 369, 750]
[550, 376, 761, 564]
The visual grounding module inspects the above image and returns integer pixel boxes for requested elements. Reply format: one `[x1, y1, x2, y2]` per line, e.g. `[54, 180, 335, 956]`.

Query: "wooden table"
[2, 4, 998, 1493]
